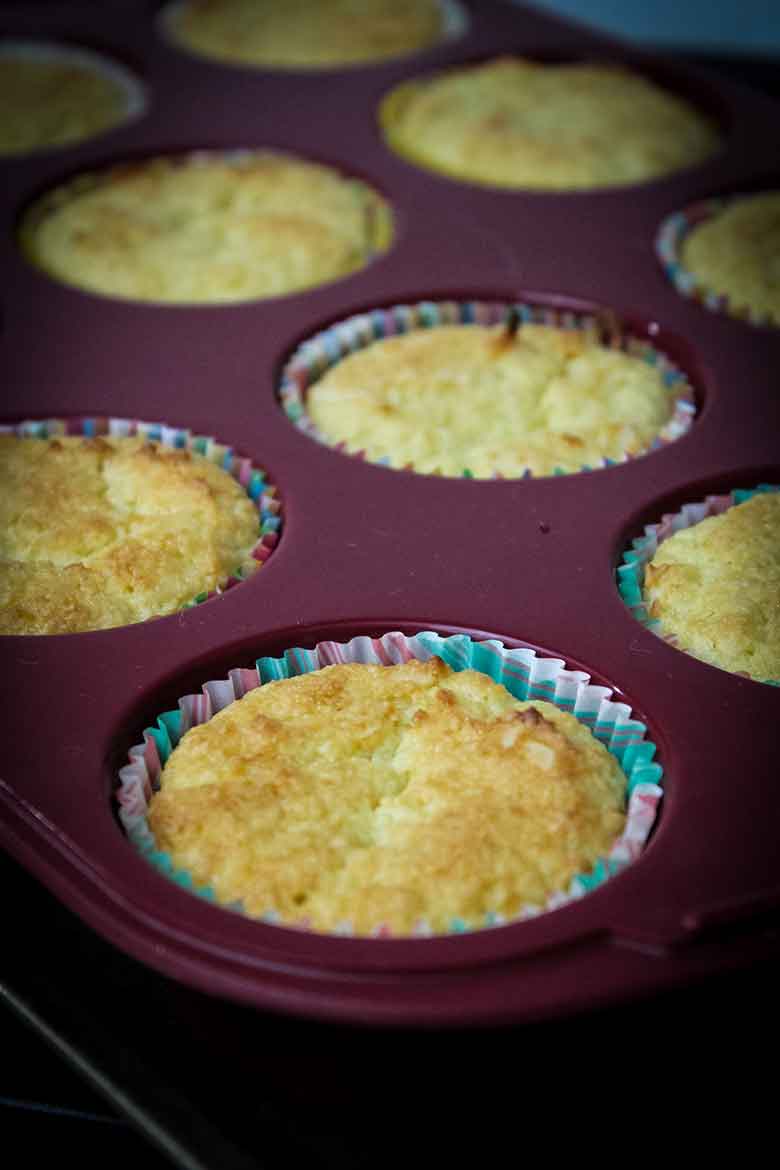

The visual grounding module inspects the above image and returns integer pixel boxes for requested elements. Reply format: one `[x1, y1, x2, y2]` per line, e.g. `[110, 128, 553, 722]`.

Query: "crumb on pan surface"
[0, 436, 260, 635]
[380, 56, 720, 190]
[0, 54, 128, 155]
[165, 0, 446, 68]
[21, 153, 391, 304]
[644, 493, 780, 679]
[680, 192, 780, 325]
[305, 322, 677, 477]
[148, 658, 627, 935]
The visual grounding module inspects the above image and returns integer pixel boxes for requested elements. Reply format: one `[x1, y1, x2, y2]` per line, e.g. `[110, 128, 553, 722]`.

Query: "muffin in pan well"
[20, 151, 392, 305]
[0, 421, 281, 636]
[0, 40, 145, 157]
[162, 0, 463, 70]
[672, 193, 780, 327]
[379, 56, 720, 191]
[283, 300, 696, 479]
[619, 486, 780, 683]
[119, 632, 663, 938]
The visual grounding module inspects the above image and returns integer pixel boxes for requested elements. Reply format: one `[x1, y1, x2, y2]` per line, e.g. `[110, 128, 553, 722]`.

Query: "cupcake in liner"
[0, 39, 147, 157]
[0, 416, 282, 633]
[117, 630, 663, 937]
[159, 0, 469, 71]
[617, 483, 780, 683]
[19, 149, 393, 305]
[656, 193, 780, 327]
[279, 298, 696, 480]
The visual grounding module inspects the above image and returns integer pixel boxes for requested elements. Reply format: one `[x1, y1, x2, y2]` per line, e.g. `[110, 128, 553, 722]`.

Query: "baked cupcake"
[118, 631, 664, 937]
[20, 151, 392, 304]
[0, 41, 144, 157]
[642, 491, 780, 680]
[289, 303, 695, 478]
[676, 193, 780, 327]
[163, 0, 462, 69]
[0, 428, 276, 635]
[380, 56, 720, 190]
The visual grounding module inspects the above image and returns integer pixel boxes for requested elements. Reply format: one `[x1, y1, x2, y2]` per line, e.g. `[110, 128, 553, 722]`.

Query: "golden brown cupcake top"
[380, 56, 720, 190]
[0, 436, 260, 635]
[21, 152, 392, 304]
[164, 0, 449, 69]
[306, 321, 679, 477]
[149, 657, 627, 935]
[644, 493, 780, 680]
[680, 193, 780, 326]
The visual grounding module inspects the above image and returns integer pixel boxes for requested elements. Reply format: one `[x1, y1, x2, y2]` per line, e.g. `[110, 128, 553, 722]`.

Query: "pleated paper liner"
[279, 298, 696, 479]
[617, 483, 780, 684]
[655, 193, 780, 328]
[2, 416, 282, 622]
[117, 630, 663, 938]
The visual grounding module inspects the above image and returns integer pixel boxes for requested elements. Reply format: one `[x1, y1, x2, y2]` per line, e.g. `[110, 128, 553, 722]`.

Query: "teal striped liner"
[118, 631, 663, 936]
[617, 484, 780, 684]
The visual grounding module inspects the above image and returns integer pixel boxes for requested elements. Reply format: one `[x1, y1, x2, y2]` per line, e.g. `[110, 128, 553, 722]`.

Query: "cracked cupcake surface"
[306, 321, 677, 477]
[21, 153, 391, 304]
[380, 57, 719, 190]
[0, 436, 260, 635]
[148, 657, 627, 934]
[644, 492, 780, 680]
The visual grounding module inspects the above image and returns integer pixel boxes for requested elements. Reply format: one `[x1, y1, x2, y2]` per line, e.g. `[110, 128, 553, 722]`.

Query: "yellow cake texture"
[380, 57, 720, 190]
[305, 322, 677, 477]
[0, 436, 259, 635]
[680, 193, 780, 325]
[148, 657, 627, 935]
[165, 0, 446, 68]
[644, 493, 780, 679]
[0, 53, 129, 156]
[22, 153, 391, 304]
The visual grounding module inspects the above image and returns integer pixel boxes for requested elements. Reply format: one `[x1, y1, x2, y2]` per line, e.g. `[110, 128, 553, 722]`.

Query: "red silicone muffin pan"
[2, 0, 779, 1029]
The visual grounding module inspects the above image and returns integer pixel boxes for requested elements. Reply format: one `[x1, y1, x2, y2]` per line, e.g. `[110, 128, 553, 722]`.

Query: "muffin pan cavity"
[18, 149, 394, 306]
[0, 416, 282, 636]
[0, 38, 147, 157]
[117, 627, 663, 938]
[279, 297, 698, 479]
[617, 480, 780, 683]
[2, 0, 780, 1028]
[159, 0, 470, 72]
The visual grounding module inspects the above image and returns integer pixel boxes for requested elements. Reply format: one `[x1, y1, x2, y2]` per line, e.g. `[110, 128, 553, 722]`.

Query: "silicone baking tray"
[2, 0, 779, 1029]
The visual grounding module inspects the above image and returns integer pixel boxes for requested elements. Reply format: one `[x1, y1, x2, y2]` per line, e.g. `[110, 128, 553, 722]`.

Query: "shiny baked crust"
[0, 436, 259, 634]
[380, 57, 720, 190]
[148, 657, 627, 934]
[680, 193, 780, 325]
[165, 0, 445, 68]
[306, 322, 676, 477]
[22, 153, 391, 304]
[0, 56, 127, 156]
[644, 493, 780, 679]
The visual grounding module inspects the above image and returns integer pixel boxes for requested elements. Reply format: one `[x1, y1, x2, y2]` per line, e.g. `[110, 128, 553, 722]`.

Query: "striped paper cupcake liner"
[117, 630, 663, 937]
[655, 195, 778, 327]
[279, 298, 696, 479]
[617, 483, 780, 683]
[2, 415, 282, 614]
